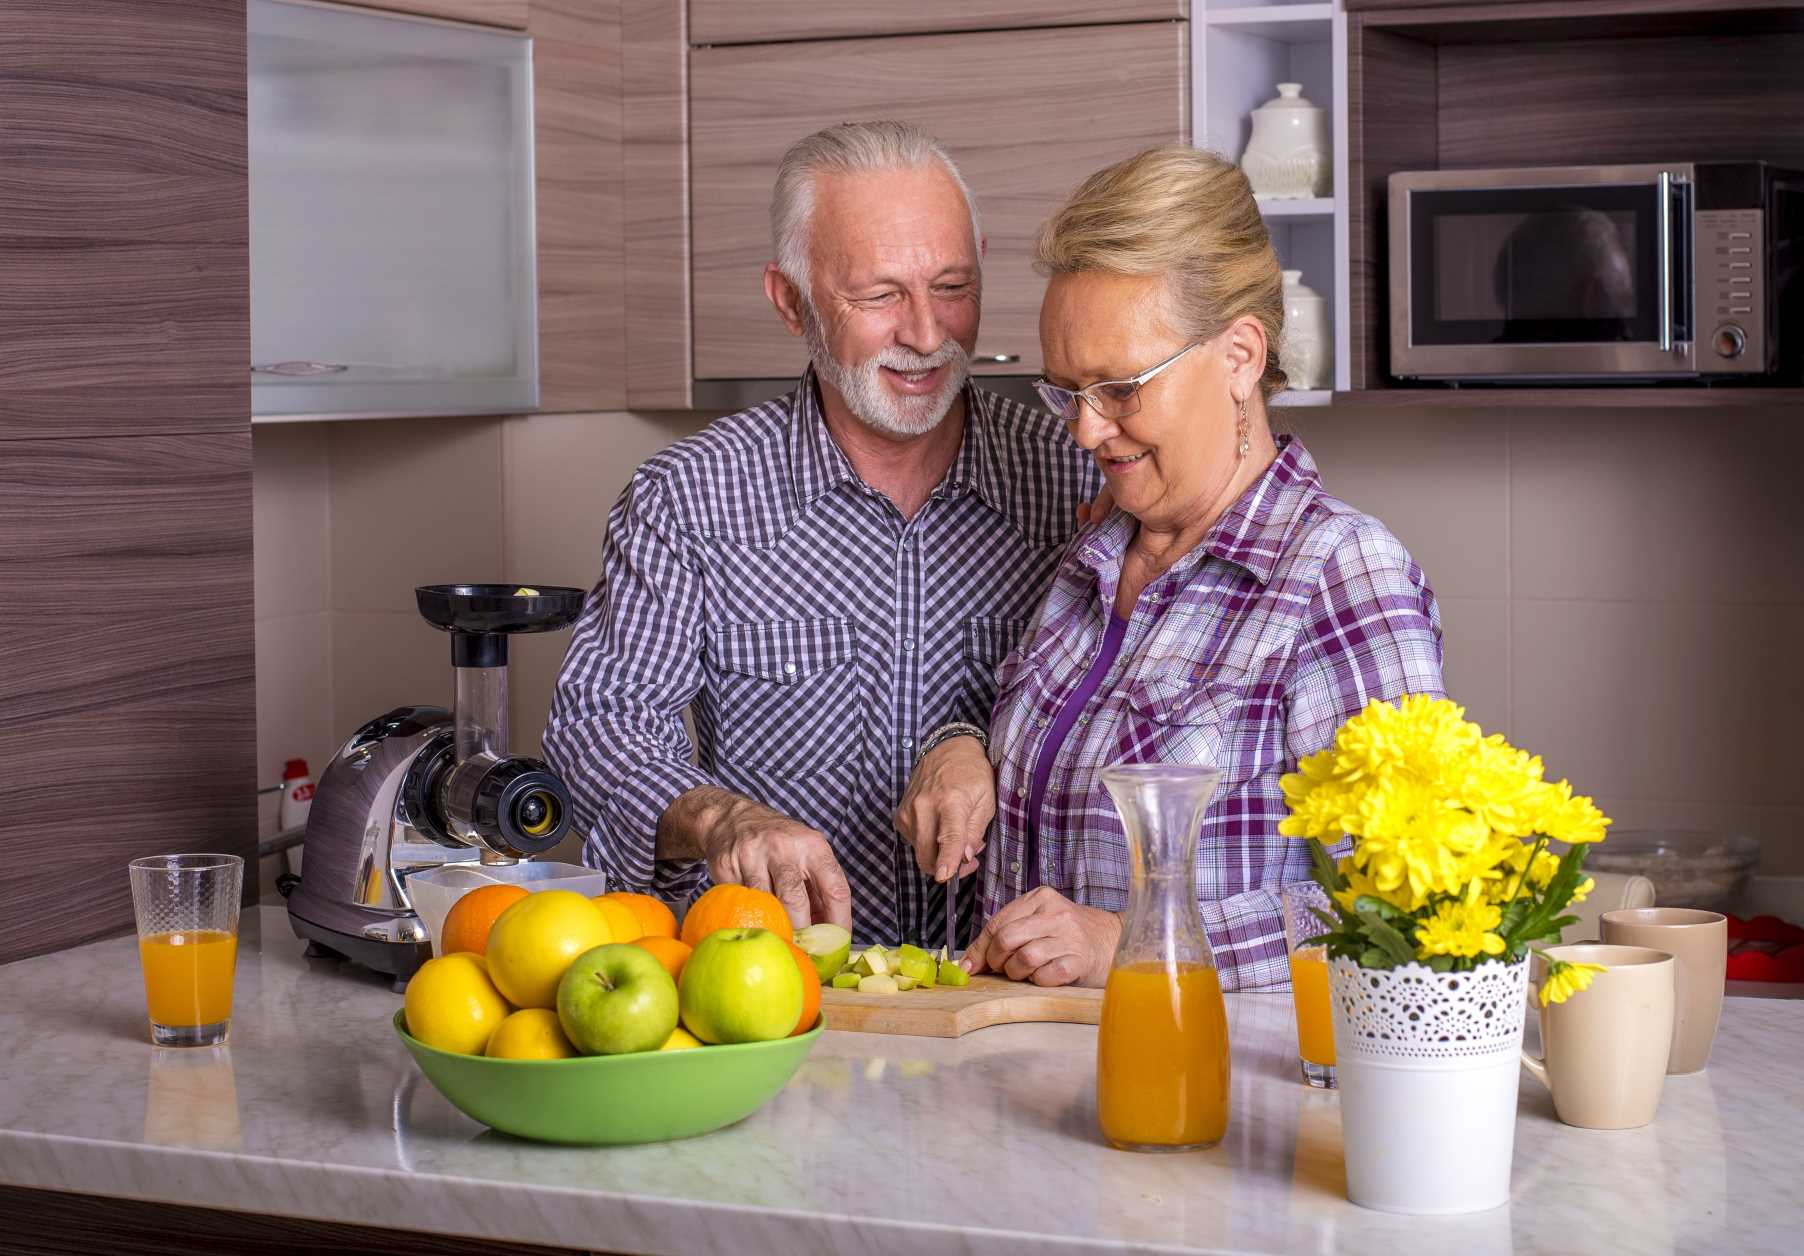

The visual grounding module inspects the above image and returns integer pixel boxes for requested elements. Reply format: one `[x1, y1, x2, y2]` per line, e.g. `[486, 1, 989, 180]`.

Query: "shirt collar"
[787, 365, 1006, 514]
[1076, 434, 1323, 588]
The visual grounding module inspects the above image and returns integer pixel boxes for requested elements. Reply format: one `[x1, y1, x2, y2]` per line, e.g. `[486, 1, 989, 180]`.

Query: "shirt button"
[901, 736, 914, 749]
[784, 661, 797, 675]
[901, 637, 916, 652]
[1014, 786, 1026, 799]
[1010, 861, 1021, 874]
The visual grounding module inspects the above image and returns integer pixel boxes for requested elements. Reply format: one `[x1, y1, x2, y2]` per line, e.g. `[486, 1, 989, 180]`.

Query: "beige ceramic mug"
[1600, 907, 1727, 1074]
[1521, 944, 1675, 1129]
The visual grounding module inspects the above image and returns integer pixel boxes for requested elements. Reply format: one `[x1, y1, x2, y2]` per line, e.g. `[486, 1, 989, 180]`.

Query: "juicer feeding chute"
[281, 583, 586, 985]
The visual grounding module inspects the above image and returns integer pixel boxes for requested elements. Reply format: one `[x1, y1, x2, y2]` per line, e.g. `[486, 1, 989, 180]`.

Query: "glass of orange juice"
[128, 853, 243, 1047]
[1281, 881, 1336, 1088]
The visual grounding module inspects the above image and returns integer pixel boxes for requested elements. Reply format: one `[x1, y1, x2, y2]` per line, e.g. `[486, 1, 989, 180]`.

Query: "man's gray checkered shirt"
[544, 371, 1101, 946]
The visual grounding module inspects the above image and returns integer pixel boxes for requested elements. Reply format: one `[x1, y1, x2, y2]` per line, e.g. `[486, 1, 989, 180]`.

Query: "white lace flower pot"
[1328, 956, 1529, 1215]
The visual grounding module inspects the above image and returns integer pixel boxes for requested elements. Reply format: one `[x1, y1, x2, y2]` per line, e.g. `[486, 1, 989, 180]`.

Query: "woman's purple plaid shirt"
[980, 437, 1446, 991]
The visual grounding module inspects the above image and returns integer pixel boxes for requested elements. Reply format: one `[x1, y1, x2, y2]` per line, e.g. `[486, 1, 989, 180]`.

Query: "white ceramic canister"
[1279, 270, 1332, 391]
[1241, 83, 1331, 199]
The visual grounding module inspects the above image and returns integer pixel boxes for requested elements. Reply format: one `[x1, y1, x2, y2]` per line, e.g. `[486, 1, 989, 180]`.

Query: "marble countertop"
[1, 907, 1797, 1255]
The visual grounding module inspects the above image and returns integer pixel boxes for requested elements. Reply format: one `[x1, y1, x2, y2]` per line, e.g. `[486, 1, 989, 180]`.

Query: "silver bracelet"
[916, 721, 989, 765]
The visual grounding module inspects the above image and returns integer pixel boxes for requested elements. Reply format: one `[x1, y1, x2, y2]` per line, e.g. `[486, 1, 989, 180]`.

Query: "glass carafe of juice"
[1096, 763, 1231, 1152]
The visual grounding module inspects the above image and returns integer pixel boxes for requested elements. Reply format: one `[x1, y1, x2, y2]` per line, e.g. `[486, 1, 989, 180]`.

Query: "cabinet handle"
[977, 353, 1021, 365]
[252, 361, 349, 376]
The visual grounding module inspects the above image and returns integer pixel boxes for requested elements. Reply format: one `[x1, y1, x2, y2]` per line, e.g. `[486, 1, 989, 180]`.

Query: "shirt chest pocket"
[1124, 672, 1268, 786]
[707, 618, 862, 774]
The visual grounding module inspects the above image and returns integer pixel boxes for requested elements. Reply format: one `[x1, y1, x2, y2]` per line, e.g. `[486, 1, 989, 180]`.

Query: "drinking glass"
[1281, 881, 1336, 1088]
[1096, 764, 1231, 1152]
[128, 853, 244, 1046]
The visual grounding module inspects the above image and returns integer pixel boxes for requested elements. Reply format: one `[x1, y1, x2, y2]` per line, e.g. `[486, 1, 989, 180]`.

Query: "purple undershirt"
[1024, 611, 1131, 892]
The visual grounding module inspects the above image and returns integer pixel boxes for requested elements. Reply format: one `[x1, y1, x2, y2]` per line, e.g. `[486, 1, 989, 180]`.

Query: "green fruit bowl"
[394, 1011, 823, 1145]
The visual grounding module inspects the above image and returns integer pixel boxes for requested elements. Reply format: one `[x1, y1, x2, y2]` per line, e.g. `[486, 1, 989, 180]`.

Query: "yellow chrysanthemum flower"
[1332, 857, 1417, 915]
[1540, 959, 1607, 1006]
[1415, 898, 1506, 960]
[1532, 781, 1612, 845]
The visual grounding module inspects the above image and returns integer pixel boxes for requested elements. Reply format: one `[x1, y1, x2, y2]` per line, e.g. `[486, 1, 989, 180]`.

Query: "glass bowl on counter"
[1584, 831, 1760, 913]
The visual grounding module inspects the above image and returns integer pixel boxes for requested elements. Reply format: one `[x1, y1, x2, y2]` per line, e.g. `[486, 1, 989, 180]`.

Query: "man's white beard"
[804, 309, 969, 438]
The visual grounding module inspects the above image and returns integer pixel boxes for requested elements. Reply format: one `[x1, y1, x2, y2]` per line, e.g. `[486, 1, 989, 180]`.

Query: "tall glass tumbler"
[1282, 881, 1337, 1088]
[128, 854, 244, 1046]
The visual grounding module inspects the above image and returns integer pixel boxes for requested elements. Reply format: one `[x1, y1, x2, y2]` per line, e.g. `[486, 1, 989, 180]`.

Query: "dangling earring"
[1236, 396, 1250, 461]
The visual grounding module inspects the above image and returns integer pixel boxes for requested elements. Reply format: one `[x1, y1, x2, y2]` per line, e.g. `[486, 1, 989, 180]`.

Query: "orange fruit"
[785, 940, 822, 1037]
[593, 895, 643, 944]
[680, 884, 795, 948]
[601, 891, 678, 941]
[439, 884, 529, 957]
[632, 935, 693, 984]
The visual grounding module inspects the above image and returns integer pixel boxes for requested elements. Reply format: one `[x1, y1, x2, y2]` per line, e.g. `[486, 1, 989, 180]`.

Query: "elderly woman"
[896, 146, 1445, 991]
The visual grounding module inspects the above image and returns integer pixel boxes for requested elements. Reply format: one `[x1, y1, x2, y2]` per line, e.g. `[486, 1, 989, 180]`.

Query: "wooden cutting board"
[819, 974, 1103, 1038]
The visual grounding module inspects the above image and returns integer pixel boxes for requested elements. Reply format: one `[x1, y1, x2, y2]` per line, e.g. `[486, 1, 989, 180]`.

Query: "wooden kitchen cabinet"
[689, 0, 1185, 45]
[688, 21, 1189, 381]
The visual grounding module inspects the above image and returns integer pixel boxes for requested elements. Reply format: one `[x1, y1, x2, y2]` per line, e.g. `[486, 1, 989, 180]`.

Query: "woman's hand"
[894, 734, 995, 882]
[962, 887, 1121, 987]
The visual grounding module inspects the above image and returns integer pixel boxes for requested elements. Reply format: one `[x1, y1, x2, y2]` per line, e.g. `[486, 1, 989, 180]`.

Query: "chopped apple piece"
[830, 973, 861, 990]
[859, 946, 892, 977]
[857, 974, 900, 995]
[937, 959, 970, 988]
[894, 975, 918, 991]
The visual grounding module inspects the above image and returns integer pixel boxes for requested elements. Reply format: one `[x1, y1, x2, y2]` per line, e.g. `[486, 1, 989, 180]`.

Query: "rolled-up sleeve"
[543, 474, 717, 893]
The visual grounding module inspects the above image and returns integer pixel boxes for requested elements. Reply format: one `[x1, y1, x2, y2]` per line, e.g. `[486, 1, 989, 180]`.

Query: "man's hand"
[1075, 485, 1116, 527]
[961, 887, 1121, 987]
[662, 787, 853, 931]
[893, 735, 995, 883]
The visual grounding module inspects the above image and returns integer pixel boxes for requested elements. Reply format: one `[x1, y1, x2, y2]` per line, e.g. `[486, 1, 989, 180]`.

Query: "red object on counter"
[1724, 913, 1804, 982]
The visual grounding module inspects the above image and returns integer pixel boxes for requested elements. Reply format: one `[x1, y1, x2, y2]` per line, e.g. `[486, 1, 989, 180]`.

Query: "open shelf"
[1207, 4, 1335, 42]
[1333, 388, 1804, 410]
[1256, 195, 1334, 220]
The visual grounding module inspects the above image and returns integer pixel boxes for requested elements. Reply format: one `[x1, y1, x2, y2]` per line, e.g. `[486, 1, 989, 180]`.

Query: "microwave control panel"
[1696, 208, 1766, 372]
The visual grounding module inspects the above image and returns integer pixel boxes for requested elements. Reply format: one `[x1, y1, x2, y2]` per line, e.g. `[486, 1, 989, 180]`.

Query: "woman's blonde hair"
[1034, 146, 1286, 400]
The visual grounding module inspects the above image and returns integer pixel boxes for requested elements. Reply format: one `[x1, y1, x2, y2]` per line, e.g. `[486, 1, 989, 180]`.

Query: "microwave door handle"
[1657, 171, 1674, 353]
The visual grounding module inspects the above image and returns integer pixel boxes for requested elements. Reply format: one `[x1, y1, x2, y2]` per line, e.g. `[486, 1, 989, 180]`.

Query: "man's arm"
[542, 473, 718, 895]
[542, 473, 850, 929]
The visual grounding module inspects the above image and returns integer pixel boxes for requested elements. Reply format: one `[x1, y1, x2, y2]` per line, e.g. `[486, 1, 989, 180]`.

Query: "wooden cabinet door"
[690, 0, 1185, 45]
[690, 21, 1188, 381]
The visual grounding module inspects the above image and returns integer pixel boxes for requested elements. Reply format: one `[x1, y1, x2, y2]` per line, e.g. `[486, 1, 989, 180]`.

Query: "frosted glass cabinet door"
[249, 0, 536, 419]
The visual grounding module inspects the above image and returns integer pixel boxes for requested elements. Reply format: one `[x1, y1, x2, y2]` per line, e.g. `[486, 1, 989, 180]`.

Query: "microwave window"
[1434, 211, 1639, 321]
[1407, 184, 1662, 347]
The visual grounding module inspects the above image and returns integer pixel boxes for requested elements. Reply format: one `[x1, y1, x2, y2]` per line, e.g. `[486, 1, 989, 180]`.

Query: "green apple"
[678, 927, 803, 1044]
[793, 922, 852, 981]
[555, 942, 679, 1055]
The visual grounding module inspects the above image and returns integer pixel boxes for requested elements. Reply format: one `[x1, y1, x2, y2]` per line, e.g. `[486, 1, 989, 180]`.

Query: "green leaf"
[1357, 947, 1391, 969]
[1309, 905, 1342, 934]
[1308, 839, 1347, 893]
[1426, 954, 1454, 973]
[1353, 894, 1408, 921]
[1355, 907, 1418, 966]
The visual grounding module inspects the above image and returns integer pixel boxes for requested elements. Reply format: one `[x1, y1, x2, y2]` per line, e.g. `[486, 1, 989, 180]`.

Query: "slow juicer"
[281, 584, 584, 985]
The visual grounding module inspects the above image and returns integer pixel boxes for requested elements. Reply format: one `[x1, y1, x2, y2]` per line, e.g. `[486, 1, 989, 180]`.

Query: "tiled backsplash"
[252, 400, 1804, 879]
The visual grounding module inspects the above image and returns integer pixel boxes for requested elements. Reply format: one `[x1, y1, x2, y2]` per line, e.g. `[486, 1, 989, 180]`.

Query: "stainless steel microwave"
[1388, 162, 1803, 383]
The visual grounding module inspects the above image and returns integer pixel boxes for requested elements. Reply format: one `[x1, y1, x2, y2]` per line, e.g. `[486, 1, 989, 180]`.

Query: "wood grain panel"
[1345, 23, 1437, 389]
[1437, 32, 1804, 171]
[0, 433, 255, 965]
[0, 1187, 579, 1256]
[336, 0, 527, 28]
[532, 1, 625, 412]
[623, 0, 693, 407]
[0, 0, 245, 440]
[1352, 0, 1804, 35]
[690, 0, 1186, 45]
[689, 22, 1189, 381]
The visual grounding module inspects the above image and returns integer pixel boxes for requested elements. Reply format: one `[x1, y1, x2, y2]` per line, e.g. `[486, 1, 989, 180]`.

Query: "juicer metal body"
[282, 705, 476, 981]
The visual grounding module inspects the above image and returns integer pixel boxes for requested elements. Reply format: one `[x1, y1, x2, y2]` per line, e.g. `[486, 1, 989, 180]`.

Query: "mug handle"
[1520, 982, 1551, 1090]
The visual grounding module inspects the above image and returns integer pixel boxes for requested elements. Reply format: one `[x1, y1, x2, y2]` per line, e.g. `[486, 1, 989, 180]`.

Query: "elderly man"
[543, 121, 1100, 946]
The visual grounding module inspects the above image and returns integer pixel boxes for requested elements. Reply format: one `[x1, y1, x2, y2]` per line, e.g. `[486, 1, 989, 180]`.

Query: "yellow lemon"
[486, 1008, 577, 1059]
[659, 1026, 704, 1051]
[403, 953, 511, 1055]
[593, 895, 643, 944]
[485, 890, 613, 1009]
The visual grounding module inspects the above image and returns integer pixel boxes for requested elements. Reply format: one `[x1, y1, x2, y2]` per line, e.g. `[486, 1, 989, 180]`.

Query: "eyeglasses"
[1031, 341, 1201, 423]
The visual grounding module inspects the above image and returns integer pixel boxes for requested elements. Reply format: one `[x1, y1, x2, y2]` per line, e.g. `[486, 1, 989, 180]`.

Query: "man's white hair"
[770, 120, 983, 302]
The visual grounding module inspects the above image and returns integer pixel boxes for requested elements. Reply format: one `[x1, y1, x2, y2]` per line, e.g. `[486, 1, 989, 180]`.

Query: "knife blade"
[944, 858, 958, 963]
